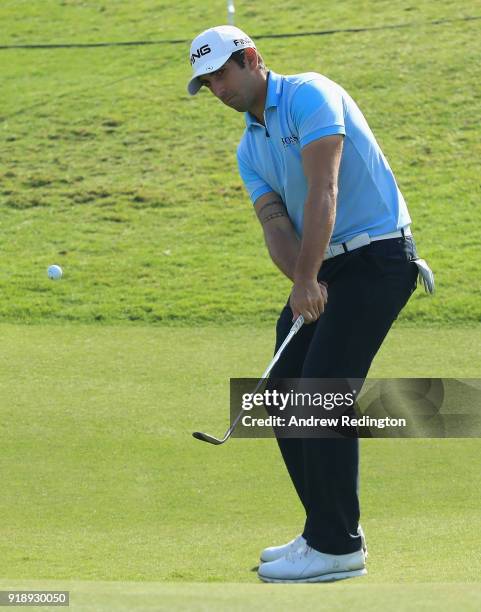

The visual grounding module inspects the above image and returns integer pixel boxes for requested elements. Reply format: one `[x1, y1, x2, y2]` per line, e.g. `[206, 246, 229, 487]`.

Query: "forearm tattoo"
[263, 210, 288, 223]
[258, 199, 288, 224]
[258, 199, 283, 215]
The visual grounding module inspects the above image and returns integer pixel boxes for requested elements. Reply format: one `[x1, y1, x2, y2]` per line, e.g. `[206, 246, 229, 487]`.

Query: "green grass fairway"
[0, 580, 480, 611]
[0, 325, 479, 610]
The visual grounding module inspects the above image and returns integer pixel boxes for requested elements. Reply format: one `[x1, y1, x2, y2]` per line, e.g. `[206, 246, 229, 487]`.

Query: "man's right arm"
[254, 191, 301, 282]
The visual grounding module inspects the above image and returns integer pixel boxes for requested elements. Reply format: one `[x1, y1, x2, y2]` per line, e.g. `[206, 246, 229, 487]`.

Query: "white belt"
[324, 227, 412, 261]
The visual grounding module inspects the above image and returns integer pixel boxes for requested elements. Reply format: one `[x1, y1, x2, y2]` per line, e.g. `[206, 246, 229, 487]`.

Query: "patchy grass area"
[0, 1, 479, 324]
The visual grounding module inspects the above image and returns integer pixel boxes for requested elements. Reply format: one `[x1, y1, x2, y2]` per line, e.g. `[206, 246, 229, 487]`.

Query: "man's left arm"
[289, 134, 344, 322]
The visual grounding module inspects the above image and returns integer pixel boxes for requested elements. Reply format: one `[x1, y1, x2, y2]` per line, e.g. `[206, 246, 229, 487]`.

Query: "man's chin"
[224, 99, 246, 113]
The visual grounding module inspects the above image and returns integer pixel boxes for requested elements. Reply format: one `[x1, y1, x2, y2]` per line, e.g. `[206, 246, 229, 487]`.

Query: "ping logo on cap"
[190, 44, 212, 65]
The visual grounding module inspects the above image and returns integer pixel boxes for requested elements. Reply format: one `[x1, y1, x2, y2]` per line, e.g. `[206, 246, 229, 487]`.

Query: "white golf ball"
[47, 264, 63, 280]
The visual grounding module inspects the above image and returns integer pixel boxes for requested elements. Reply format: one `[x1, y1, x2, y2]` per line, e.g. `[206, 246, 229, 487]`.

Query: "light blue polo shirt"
[237, 71, 411, 242]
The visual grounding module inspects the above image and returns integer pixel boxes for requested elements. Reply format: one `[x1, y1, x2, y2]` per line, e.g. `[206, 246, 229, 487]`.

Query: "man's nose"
[211, 80, 226, 99]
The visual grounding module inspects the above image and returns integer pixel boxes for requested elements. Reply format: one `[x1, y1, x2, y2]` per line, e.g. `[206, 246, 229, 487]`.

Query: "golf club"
[192, 315, 304, 445]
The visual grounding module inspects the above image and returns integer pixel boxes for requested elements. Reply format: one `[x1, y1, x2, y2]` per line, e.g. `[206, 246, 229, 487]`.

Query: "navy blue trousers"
[269, 236, 419, 555]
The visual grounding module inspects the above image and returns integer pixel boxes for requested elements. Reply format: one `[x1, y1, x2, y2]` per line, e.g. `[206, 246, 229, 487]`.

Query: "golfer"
[187, 25, 433, 583]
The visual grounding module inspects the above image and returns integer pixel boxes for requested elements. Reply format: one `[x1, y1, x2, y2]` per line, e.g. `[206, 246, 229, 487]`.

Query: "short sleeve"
[237, 145, 272, 204]
[290, 80, 346, 149]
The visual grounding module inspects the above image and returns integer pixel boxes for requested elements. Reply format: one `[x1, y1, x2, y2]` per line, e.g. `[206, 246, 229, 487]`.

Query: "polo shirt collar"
[245, 70, 283, 129]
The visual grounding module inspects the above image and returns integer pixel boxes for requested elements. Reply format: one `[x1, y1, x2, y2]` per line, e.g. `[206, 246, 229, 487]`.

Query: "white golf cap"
[187, 25, 256, 95]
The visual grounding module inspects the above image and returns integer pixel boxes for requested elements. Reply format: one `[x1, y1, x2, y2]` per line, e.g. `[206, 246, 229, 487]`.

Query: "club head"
[192, 431, 225, 445]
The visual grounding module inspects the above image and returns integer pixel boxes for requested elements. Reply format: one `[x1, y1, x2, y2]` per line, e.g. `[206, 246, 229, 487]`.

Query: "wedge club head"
[192, 431, 225, 445]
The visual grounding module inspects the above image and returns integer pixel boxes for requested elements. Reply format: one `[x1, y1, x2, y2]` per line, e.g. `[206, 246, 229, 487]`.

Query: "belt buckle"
[346, 232, 370, 251]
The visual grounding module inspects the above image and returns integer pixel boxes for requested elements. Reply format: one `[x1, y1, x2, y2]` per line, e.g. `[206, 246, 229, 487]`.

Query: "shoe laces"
[285, 544, 312, 564]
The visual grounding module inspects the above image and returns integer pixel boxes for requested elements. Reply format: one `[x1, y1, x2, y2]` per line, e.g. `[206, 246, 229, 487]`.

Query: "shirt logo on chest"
[280, 135, 300, 148]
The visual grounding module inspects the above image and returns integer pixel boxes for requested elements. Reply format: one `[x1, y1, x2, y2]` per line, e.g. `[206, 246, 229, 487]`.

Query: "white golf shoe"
[260, 524, 368, 563]
[258, 544, 367, 583]
[260, 534, 306, 563]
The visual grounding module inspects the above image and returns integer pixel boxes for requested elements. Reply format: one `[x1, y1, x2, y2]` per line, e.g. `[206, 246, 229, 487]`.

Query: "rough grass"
[0, 1, 479, 325]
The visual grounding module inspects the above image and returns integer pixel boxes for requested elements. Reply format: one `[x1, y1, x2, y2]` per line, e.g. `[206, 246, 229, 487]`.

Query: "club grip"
[292, 315, 304, 333]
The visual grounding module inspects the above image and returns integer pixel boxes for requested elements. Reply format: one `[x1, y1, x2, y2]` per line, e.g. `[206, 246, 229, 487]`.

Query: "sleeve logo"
[281, 135, 300, 148]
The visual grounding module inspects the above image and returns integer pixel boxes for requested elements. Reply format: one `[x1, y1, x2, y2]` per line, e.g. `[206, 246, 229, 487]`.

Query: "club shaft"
[223, 315, 304, 440]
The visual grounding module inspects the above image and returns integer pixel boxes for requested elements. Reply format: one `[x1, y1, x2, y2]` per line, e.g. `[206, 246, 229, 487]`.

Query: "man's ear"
[245, 47, 259, 69]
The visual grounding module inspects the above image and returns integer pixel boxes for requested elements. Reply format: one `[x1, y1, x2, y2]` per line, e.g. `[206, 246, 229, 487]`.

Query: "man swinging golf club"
[187, 25, 433, 583]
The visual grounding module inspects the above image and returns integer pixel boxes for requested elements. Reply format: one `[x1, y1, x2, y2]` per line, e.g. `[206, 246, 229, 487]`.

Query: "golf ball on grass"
[47, 264, 63, 280]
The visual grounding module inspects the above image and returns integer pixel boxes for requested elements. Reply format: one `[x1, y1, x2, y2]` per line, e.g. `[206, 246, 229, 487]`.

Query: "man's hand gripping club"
[290, 279, 328, 324]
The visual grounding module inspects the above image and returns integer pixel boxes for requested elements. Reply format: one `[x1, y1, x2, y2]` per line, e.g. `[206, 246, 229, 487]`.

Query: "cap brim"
[187, 53, 232, 95]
